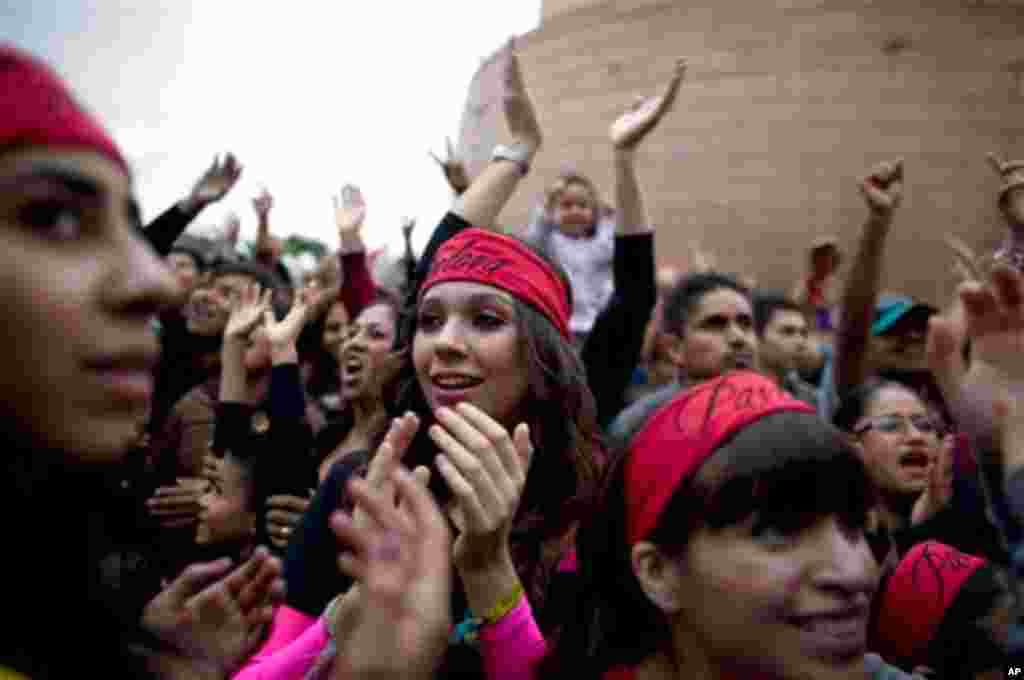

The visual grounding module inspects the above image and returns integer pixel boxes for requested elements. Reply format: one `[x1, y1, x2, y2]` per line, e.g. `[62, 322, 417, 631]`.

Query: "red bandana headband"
[626, 371, 815, 544]
[873, 540, 987, 663]
[0, 45, 127, 172]
[421, 228, 571, 339]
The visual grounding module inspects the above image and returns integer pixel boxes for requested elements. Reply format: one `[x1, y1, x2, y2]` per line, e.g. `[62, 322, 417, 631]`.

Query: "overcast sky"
[1, 1, 541, 259]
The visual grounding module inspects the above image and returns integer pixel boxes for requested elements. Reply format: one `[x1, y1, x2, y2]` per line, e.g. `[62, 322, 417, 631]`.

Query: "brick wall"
[458, 0, 1024, 305]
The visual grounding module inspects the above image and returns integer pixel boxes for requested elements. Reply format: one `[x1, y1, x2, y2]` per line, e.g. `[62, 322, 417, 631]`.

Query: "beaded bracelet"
[481, 581, 525, 627]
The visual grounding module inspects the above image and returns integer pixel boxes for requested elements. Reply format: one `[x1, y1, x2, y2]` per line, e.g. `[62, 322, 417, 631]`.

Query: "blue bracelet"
[450, 610, 482, 647]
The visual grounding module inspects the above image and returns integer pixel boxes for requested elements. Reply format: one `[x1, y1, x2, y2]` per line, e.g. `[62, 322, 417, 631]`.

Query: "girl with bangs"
[542, 370, 906, 680]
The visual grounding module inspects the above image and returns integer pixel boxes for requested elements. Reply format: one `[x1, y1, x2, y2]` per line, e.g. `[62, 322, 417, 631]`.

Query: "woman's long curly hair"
[388, 236, 603, 615]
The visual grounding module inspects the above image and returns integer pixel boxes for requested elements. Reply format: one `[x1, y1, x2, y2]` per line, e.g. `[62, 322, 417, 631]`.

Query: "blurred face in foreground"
[0, 148, 179, 461]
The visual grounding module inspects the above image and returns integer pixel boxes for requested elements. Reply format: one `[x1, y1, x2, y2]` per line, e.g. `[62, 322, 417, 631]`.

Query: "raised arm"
[409, 38, 544, 305]
[609, 59, 684, 237]
[146, 153, 243, 255]
[585, 59, 685, 427]
[252, 188, 276, 267]
[220, 283, 272, 406]
[833, 159, 904, 397]
[451, 38, 542, 231]
[334, 184, 376, 316]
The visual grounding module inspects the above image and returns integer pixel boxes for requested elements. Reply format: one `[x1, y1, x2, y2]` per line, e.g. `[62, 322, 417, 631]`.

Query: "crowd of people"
[2, 35, 1024, 680]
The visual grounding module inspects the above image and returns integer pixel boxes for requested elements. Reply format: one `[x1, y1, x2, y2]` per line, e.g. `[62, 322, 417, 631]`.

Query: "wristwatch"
[491, 142, 532, 176]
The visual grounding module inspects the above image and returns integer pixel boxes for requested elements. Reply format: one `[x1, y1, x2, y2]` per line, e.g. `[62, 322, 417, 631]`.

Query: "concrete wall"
[460, 0, 1024, 305]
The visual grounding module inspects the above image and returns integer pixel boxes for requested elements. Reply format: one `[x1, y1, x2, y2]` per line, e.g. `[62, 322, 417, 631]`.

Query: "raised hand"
[946, 234, 982, 283]
[689, 240, 717, 274]
[501, 37, 542, 153]
[910, 433, 954, 525]
[429, 402, 533, 570]
[333, 184, 367, 236]
[188, 153, 243, 209]
[146, 477, 207, 529]
[141, 547, 284, 675]
[252, 188, 274, 220]
[859, 159, 904, 220]
[610, 58, 686, 150]
[262, 283, 319, 355]
[351, 413, 421, 534]
[224, 283, 271, 341]
[329, 467, 451, 680]
[987, 152, 1024, 226]
[222, 213, 241, 247]
[429, 138, 470, 195]
[401, 216, 416, 241]
[960, 266, 1024, 384]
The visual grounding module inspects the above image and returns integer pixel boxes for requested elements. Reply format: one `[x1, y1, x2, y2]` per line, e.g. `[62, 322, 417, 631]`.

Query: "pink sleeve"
[233, 605, 317, 678]
[340, 251, 375, 317]
[479, 596, 548, 680]
[232, 615, 329, 680]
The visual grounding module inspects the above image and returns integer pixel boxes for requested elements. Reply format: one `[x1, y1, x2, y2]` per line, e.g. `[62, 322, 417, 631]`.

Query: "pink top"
[235, 550, 580, 680]
[480, 596, 547, 680]
[233, 605, 319, 679]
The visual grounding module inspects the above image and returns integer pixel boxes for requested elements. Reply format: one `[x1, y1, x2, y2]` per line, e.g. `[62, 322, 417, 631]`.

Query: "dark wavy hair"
[661, 271, 750, 338]
[389, 237, 602, 610]
[542, 411, 874, 678]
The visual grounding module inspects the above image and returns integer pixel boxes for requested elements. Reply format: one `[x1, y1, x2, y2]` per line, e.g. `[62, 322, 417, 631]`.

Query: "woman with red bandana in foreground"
[542, 370, 920, 680]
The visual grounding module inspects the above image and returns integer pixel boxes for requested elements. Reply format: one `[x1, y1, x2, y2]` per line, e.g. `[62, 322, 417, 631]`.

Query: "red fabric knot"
[625, 370, 815, 544]
[421, 228, 571, 339]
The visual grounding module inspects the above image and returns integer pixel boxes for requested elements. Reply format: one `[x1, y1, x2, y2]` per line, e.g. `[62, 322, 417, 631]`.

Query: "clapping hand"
[610, 58, 686, 150]
[910, 434, 955, 526]
[146, 477, 207, 529]
[187, 153, 243, 210]
[501, 37, 542, 154]
[141, 547, 284, 675]
[329, 467, 451, 680]
[429, 403, 533, 571]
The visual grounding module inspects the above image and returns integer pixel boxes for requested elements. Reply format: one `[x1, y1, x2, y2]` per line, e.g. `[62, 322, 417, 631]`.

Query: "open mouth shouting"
[898, 449, 932, 477]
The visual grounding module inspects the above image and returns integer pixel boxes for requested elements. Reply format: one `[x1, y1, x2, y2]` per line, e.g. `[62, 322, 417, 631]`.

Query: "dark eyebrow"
[1, 163, 103, 198]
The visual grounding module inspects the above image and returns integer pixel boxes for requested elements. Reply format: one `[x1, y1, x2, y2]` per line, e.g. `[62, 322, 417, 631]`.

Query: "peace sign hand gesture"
[429, 138, 470, 195]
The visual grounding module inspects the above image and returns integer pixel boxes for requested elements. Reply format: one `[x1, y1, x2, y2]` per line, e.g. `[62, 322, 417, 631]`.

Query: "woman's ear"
[631, 541, 685, 614]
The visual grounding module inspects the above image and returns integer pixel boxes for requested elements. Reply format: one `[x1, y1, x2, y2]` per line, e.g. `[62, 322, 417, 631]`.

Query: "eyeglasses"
[853, 414, 940, 436]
